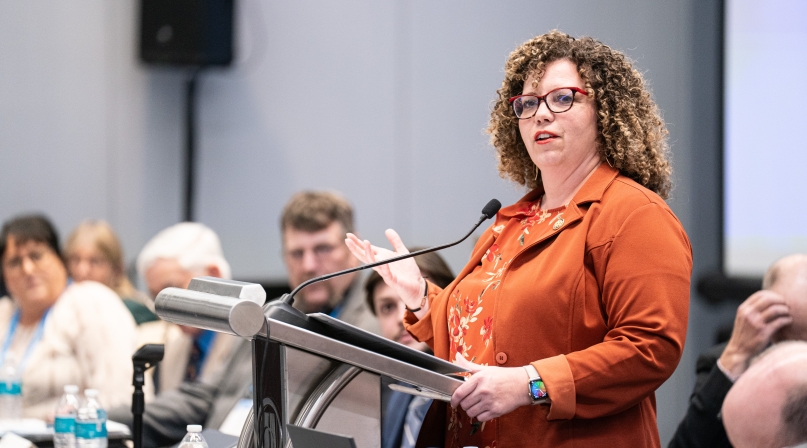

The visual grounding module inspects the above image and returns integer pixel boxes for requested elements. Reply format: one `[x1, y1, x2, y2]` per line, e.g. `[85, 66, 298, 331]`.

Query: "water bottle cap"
[84, 389, 99, 397]
[64, 385, 79, 394]
[187, 424, 202, 432]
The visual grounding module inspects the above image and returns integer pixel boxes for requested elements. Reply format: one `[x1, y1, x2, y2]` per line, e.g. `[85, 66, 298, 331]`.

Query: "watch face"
[530, 379, 548, 400]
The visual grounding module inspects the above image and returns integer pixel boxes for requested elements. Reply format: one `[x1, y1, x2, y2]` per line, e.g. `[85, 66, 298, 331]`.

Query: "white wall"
[0, 0, 729, 443]
[0, 0, 698, 280]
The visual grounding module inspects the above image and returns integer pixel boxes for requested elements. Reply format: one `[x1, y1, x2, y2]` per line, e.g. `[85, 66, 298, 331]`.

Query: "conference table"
[0, 419, 130, 447]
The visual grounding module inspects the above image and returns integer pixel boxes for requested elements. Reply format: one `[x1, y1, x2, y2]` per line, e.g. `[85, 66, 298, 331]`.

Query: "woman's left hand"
[450, 355, 533, 422]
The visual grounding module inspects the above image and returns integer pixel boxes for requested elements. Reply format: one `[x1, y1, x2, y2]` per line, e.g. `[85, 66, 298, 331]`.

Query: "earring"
[534, 166, 539, 180]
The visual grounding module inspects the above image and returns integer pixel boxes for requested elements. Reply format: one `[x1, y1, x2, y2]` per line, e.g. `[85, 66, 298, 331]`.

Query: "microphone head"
[132, 344, 165, 363]
[481, 199, 502, 220]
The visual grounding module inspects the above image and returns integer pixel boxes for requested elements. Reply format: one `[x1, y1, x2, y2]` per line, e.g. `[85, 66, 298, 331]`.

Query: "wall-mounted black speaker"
[139, 0, 234, 67]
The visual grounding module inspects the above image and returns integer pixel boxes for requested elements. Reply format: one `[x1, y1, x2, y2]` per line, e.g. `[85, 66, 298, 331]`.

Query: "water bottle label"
[76, 420, 107, 439]
[54, 415, 76, 433]
[0, 381, 21, 395]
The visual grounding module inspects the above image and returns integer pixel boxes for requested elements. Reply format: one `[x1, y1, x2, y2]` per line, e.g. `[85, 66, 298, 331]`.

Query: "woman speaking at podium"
[347, 30, 691, 448]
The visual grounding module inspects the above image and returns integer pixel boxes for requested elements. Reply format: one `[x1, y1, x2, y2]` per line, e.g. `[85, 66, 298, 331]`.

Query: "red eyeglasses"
[508, 87, 588, 118]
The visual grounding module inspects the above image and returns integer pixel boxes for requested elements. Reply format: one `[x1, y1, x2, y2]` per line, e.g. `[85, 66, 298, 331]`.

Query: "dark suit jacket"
[380, 373, 433, 448]
[109, 337, 252, 447]
[668, 342, 734, 448]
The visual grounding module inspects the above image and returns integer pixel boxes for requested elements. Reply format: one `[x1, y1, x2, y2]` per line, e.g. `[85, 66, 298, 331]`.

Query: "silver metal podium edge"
[257, 317, 464, 397]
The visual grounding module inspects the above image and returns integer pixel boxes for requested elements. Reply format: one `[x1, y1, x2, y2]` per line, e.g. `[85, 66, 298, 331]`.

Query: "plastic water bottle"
[76, 389, 107, 448]
[178, 425, 209, 448]
[54, 384, 81, 448]
[0, 353, 22, 420]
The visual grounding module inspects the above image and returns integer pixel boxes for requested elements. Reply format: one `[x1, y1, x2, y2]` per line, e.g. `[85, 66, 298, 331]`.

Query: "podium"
[155, 277, 464, 448]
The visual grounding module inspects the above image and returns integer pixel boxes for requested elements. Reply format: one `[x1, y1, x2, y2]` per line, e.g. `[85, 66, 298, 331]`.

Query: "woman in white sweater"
[0, 215, 136, 419]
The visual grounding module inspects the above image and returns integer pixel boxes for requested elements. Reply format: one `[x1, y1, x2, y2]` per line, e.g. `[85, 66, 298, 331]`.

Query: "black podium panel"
[253, 337, 285, 448]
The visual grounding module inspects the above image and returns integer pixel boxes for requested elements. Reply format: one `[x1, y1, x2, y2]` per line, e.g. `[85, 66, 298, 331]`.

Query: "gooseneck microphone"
[262, 199, 501, 328]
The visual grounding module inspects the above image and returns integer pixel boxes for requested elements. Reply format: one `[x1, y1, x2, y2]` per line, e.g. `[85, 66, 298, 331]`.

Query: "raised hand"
[345, 229, 427, 314]
[719, 289, 792, 380]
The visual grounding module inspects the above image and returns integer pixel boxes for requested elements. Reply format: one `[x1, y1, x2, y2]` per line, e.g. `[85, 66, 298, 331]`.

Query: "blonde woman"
[64, 220, 157, 325]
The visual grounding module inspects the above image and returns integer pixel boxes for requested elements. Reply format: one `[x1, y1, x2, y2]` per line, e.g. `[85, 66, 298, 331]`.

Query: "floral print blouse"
[446, 198, 566, 448]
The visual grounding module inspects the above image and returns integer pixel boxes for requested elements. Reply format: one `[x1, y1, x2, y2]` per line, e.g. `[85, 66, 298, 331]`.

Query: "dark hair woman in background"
[0, 215, 136, 419]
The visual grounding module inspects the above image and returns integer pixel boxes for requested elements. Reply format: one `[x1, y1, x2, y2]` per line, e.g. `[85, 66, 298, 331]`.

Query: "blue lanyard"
[1, 307, 51, 374]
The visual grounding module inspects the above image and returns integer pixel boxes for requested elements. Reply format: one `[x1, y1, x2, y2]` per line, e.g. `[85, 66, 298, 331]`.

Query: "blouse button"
[495, 352, 508, 364]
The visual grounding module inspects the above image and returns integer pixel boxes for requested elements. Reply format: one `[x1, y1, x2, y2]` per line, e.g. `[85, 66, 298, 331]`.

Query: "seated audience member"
[64, 219, 157, 325]
[135, 222, 240, 395]
[110, 190, 382, 446]
[281, 190, 380, 334]
[0, 215, 136, 419]
[670, 254, 806, 447]
[366, 250, 454, 448]
[722, 340, 807, 448]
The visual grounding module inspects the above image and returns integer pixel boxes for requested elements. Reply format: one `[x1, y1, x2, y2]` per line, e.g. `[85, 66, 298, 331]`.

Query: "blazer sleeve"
[534, 202, 692, 420]
[403, 281, 444, 350]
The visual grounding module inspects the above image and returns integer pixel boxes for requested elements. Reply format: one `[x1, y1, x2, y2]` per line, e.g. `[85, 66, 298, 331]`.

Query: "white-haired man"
[108, 222, 245, 440]
[136, 222, 239, 394]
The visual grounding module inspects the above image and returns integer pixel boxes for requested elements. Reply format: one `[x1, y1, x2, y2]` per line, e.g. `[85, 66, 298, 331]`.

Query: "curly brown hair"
[487, 30, 672, 198]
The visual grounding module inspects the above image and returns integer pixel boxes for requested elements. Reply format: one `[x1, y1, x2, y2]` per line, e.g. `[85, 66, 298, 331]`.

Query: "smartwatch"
[524, 364, 549, 404]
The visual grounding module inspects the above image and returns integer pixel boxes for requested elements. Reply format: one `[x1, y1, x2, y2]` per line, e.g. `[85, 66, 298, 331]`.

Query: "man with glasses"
[280, 190, 379, 334]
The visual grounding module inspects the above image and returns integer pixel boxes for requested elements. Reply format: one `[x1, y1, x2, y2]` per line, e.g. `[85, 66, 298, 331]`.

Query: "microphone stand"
[131, 344, 165, 448]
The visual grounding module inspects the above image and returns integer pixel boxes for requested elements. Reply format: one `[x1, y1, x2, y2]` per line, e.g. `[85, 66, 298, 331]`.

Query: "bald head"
[763, 254, 807, 289]
[764, 255, 807, 342]
[723, 341, 807, 447]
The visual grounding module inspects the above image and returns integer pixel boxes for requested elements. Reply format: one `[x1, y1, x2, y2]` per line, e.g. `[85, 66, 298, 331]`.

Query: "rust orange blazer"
[406, 164, 692, 447]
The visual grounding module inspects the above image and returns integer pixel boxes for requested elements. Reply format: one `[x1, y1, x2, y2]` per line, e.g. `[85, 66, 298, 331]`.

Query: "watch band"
[524, 364, 549, 404]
